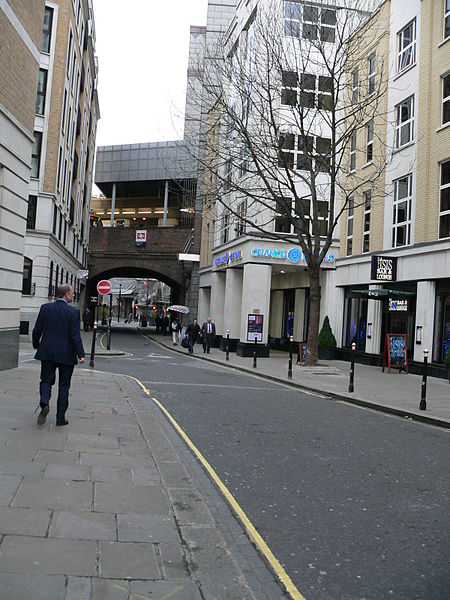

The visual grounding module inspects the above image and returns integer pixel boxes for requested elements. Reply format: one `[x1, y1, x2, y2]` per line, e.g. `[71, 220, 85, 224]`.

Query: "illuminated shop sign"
[388, 299, 408, 312]
[371, 255, 397, 281]
[250, 247, 335, 264]
[215, 249, 242, 267]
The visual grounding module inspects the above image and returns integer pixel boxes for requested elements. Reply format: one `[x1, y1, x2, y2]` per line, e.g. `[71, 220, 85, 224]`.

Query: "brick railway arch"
[86, 265, 185, 307]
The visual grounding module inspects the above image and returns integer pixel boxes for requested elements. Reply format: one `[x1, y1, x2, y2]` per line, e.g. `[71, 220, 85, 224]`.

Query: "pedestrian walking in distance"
[186, 319, 201, 354]
[201, 317, 216, 354]
[32, 284, 85, 426]
[171, 317, 181, 345]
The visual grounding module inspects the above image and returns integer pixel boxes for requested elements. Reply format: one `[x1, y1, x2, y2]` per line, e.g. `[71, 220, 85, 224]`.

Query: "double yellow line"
[128, 374, 306, 600]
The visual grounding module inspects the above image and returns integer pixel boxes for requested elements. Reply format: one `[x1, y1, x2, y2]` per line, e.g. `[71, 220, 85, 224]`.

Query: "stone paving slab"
[44, 463, 91, 481]
[33, 449, 79, 466]
[168, 487, 216, 527]
[13, 478, 93, 511]
[94, 481, 169, 515]
[49, 511, 116, 541]
[91, 465, 132, 483]
[0, 475, 21, 506]
[117, 513, 179, 543]
[0, 507, 51, 536]
[98, 541, 160, 579]
[0, 573, 66, 600]
[91, 579, 203, 600]
[0, 536, 97, 576]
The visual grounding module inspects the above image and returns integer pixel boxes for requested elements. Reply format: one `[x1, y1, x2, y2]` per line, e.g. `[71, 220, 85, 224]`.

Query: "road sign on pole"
[97, 280, 111, 295]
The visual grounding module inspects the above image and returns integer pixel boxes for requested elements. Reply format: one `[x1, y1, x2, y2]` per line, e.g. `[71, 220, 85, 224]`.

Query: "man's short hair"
[56, 284, 72, 298]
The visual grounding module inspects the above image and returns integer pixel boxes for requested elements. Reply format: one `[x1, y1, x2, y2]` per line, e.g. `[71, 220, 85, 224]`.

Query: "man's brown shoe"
[37, 405, 49, 425]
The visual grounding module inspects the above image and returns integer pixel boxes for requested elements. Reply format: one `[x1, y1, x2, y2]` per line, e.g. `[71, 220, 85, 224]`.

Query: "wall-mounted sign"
[247, 314, 264, 342]
[77, 269, 89, 279]
[371, 255, 397, 281]
[250, 247, 335, 264]
[215, 249, 242, 267]
[136, 230, 147, 248]
[388, 298, 408, 312]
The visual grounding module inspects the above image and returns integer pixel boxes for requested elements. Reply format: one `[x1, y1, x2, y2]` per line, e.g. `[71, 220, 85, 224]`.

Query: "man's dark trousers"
[40, 361, 74, 423]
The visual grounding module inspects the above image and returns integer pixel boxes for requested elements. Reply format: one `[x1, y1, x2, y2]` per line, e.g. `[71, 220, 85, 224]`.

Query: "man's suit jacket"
[32, 299, 85, 365]
[201, 322, 216, 337]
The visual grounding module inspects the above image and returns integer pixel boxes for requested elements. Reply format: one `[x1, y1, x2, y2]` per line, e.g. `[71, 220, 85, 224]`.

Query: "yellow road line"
[127, 374, 307, 600]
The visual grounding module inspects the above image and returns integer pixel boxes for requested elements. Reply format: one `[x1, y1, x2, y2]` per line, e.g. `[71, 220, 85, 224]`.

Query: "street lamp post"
[226, 330, 230, 361]
[288, 336, 293, 379]
[420, 348, 429, 411]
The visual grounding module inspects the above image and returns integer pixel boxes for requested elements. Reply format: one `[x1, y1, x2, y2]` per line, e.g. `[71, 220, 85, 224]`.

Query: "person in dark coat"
[32, 283, 85, 426]
[201, 316, 216, 354]
[186, 319, 201, 354]
[155, 314, 161, 334]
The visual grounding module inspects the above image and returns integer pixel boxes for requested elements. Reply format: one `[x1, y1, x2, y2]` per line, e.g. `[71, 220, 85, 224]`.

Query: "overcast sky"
[93, 0, 207, 148]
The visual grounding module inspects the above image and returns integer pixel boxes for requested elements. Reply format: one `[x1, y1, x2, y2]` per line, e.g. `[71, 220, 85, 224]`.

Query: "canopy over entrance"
[349, 289, 415, 300]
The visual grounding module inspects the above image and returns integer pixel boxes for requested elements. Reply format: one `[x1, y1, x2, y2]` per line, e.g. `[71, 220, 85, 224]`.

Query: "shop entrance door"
[381, 301, 415, 357]
[282, 290, 295, 340]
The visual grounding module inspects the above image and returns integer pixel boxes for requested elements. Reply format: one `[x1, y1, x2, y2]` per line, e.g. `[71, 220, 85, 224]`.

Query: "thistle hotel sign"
[215, 249, 242, 267]
[371, 256, 397, 281]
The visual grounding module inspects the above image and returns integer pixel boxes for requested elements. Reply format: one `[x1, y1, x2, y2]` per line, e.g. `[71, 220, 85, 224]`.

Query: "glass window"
[221, 211, 229, 244]
[316, 137, 331, 172]
[22, 258, 33, 295]
[397, 19, 416, 73]
[31, 132, 42, 178]
[392, 174, 412, 247]
[444, 0, 450, 40]
[351, 68, 358, 105]
[297, 135, 313, 170]
[368, 53, 376, 96]
[41, 6, 53, 53]
[302, 4, 336, 43]
[278, 133, 295, 168]
[36, 69, 47, 115]
[302, 4, 319, 40]
[274, 197, 292, 233]
[300, 72, 316, 108]
[439, 160, 450, 239]
[442, 73, 450, 125]
[49, 261, 54, 297]
[366, 120, 373, 163]
[27, 195, 37, 230]
[237, 201, 247, 236]
[281, 71, 298, 106]
[318, 76, 333, 110]
[395, 96, 414, 148]
[344, 295, 368, 351]
[346, 196, 354, 255]
[349, 131, 356, 172]
[284, 2, 301, 37]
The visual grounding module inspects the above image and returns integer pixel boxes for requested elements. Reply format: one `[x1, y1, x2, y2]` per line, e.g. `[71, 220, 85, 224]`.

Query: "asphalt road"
[94, 327, 450, 600]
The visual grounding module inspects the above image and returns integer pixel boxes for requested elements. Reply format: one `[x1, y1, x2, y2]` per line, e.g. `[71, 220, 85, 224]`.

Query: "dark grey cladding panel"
[95, 141, 197, 184]
[0, 329, 19, 371]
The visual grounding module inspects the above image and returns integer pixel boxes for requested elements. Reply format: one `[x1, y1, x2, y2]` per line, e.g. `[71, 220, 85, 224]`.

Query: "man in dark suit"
[32, 284, 85, 426]
[201, 317, 216, 354]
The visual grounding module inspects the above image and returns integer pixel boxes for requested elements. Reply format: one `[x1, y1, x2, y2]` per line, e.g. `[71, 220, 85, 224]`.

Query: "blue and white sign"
[250, 247, 335, 264]
[215, 249, 242, 267]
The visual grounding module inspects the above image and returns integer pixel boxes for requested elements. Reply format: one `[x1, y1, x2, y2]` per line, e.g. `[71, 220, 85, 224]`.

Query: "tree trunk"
[305, 268, 321, 366]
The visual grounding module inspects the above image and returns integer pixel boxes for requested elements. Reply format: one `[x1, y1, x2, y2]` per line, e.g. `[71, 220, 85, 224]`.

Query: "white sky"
[92, 0, 207, 148]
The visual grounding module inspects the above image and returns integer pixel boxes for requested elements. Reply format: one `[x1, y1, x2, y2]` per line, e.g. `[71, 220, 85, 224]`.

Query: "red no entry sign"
[97, 279, 112, 295]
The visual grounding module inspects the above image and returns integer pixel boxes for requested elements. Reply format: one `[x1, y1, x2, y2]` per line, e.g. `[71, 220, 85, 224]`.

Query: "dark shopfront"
[434, 279, 450, 362]
[343, 283, 416, 359]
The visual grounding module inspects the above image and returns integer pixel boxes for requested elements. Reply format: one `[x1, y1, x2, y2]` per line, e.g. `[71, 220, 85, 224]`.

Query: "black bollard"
[253, 334, 257, 368]
[89, 322, 98, 369]
[349, 342, 356, 392]
[288, 335, 293, 379]
[420, 349, 429, 410]
[226, 330, 230, 361]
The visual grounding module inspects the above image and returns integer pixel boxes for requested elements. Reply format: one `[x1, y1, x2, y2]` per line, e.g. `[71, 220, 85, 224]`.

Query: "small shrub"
[318, 316, 337, 348]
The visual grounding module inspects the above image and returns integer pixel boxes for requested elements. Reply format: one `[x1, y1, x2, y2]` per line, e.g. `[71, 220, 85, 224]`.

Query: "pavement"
[1, 337, 287, 600]
[140, 326, 450, 429]
[3, 326, 447, 600]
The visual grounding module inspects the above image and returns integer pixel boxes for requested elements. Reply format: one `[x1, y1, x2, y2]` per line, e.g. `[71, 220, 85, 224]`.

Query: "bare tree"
[186, 0, 391, 364]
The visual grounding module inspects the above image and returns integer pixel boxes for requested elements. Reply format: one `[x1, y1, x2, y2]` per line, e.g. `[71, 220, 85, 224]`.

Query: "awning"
[349, 289, 415, 300]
